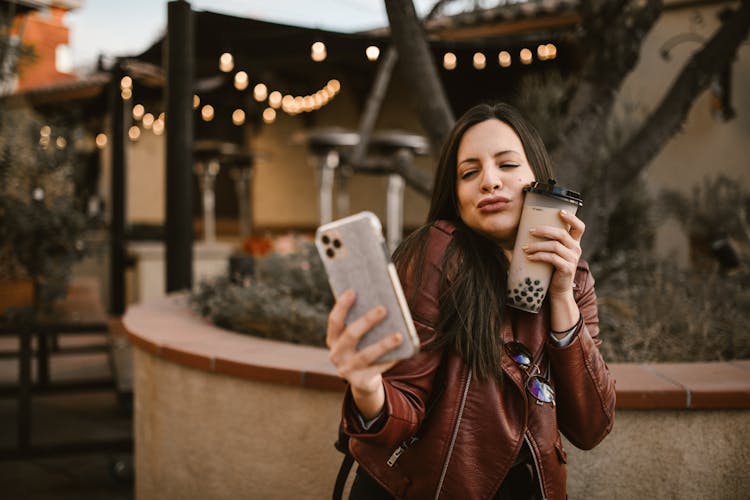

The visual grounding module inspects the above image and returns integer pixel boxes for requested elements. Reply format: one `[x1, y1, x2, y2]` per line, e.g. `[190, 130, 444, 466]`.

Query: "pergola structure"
[110, 1, 580, 308]
[6, 1, 584, 314]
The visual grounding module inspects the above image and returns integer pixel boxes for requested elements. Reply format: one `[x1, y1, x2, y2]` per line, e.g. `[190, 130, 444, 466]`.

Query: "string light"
[201, 105, 215, 122]
[498, 51, 511, 68]
[268, 91, 282, 108]
[303, 95, 315, 112]
[142, 113, 154, 129]
[313, 92, 324, 109]
[545, 43, 557, 60]
[253, 83, 268, 102]
[166, 51, 349, 125]
[118, 74, 132, 98]
[234, 71, 248, 90]
[311, 41, 327, 62]
[281, 94, 294, 112]
[262, 108, 276, 124]
[95, 133, 107, 149]
[366, 46, 380, 61]
[473, 52, 486, 70]
[326, 79, 340, 94]
[152, 119, 165, 135]
[40, 125, 51, 137]
[55, 136, 67, 149]
[443, 52, 457, 70]
[232, 109, 246, 126]
[133, 104, 145, 120]
[128, 126, 141, 141]
[219, 52, 234, 72]
[520, 48, 533, 65]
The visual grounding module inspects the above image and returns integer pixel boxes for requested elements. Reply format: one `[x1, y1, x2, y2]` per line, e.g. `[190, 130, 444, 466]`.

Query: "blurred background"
[0, 0, 748, 498]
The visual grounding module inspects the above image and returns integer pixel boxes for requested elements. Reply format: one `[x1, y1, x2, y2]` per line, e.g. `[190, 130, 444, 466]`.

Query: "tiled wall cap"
[122, 294, 750, 408]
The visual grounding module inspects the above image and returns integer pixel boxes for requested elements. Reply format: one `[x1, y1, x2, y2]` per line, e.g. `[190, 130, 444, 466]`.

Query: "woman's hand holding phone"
[326, 289, 403, 420]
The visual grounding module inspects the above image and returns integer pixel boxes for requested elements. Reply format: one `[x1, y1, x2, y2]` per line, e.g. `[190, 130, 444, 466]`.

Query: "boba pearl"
[506, 276, 548, 312]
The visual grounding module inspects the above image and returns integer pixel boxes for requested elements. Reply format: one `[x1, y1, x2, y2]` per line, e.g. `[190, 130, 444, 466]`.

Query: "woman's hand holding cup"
[523, 209, 585, 296]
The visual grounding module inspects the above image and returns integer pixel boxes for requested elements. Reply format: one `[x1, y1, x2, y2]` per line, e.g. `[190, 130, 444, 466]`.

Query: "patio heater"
[304, 128, 360, 225]
[193, 158, 220, 243]
[368, 131, 429, 252]
[193, 140, 247, 242]
[228, 150, 267, 241]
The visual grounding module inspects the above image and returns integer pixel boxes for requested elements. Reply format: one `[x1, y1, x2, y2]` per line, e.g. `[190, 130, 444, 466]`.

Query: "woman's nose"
[480, 168, 501, 192]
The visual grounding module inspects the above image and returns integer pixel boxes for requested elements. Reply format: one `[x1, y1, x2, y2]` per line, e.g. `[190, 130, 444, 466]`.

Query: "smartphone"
[315, 211, 420, 363]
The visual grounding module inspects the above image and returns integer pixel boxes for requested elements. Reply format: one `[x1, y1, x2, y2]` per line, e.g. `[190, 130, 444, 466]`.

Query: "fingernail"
[529, 228, 535, 234]
[561, 209, 568, 215]
[392, 333, 402, 344]
[377, 306, 387, 316]
[522, 245, 529, 252]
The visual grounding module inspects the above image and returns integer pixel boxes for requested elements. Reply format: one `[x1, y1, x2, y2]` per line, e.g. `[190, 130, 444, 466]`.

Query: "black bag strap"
[333, 422, 353, 500]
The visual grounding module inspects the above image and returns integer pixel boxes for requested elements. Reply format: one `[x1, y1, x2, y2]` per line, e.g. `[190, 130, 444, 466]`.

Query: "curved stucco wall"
[565, 410, 750, 499]
[133, 347, 344, 500]
[133, 344, 750, 500]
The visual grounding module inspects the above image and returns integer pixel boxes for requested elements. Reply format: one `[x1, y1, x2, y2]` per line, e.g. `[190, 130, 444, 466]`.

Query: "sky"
[66, 0, 437, 70]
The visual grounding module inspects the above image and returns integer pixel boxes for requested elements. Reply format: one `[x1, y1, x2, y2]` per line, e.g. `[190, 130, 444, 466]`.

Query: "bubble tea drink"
[507, 181, 583, 313]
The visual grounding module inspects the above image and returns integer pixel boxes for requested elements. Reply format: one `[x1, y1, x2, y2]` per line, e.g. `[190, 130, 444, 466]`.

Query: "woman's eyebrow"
[458, 149, 522, 166]
[494, 150, 521, 158]
[457, 157, 480, 167]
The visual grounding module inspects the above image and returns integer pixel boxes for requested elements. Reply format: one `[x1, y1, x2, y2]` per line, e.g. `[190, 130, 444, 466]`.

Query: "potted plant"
[0, 107, 89, 316]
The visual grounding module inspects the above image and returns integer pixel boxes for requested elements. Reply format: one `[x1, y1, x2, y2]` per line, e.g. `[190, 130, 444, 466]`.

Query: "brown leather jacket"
[342, 221, 616, 499]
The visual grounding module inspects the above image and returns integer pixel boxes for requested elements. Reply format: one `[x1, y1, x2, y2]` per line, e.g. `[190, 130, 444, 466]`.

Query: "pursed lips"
[477, 195, 512, 212]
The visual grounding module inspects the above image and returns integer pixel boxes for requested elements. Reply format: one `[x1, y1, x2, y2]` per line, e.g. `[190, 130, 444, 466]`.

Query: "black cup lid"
[523, 179, 583, 206]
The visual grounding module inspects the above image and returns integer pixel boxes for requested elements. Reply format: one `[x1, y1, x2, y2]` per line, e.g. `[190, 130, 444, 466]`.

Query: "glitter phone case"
[315, 211, 420, 363]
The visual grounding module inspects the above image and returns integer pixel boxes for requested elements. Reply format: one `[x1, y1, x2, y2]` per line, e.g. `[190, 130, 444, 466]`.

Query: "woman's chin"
[477, 225, 515, 246]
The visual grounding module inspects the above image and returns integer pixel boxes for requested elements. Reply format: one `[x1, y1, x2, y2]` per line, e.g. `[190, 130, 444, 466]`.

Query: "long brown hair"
[394, 103, 554, 381]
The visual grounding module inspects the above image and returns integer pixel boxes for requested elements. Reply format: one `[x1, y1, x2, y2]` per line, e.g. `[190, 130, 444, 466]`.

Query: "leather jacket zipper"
[434, 368, 472, 500]
[524, 433, 547, 500]
[386, 358, 451, 469]
[387, 436, 419, 467]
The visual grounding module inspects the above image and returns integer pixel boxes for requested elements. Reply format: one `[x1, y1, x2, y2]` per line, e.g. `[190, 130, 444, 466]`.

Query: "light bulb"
[473, 52, 486, 70]
[366, 46, 380, 61]
[234, 71, 249, 90]
[219, 52, 234, 72]
[443, 52, 457, 70]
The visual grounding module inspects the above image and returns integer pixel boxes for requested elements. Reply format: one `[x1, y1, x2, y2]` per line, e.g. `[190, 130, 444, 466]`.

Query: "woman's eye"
[460, 170, 478, 179]
[499, 163, 520, 169]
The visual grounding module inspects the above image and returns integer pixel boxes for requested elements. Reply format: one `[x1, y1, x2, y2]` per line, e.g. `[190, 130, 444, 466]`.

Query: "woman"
[327, 103, 616, 499]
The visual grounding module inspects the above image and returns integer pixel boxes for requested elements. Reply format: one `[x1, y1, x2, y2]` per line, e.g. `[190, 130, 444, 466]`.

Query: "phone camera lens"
[321, 235, 331, 245]
[326, 248, 335, 258]
[333, 239, 342, 248]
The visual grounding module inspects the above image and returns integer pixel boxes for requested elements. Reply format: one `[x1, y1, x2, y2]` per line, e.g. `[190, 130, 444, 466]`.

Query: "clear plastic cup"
[506, 181, 583, 313]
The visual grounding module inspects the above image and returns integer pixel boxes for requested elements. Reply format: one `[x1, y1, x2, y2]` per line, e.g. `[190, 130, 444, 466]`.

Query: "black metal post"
[165, 0, 194, 292]
[109, 63, 126, 315]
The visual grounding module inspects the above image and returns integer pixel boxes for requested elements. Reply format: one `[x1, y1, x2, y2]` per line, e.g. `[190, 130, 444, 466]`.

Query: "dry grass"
[593, 252, 750, 362]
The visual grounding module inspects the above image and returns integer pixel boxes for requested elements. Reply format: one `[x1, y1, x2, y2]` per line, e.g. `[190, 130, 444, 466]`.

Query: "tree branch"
[552, 0, 663, 188]
[608, 0, 750, 192]
[384, 0, 455, 153]
[581, 0, 750, 259]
